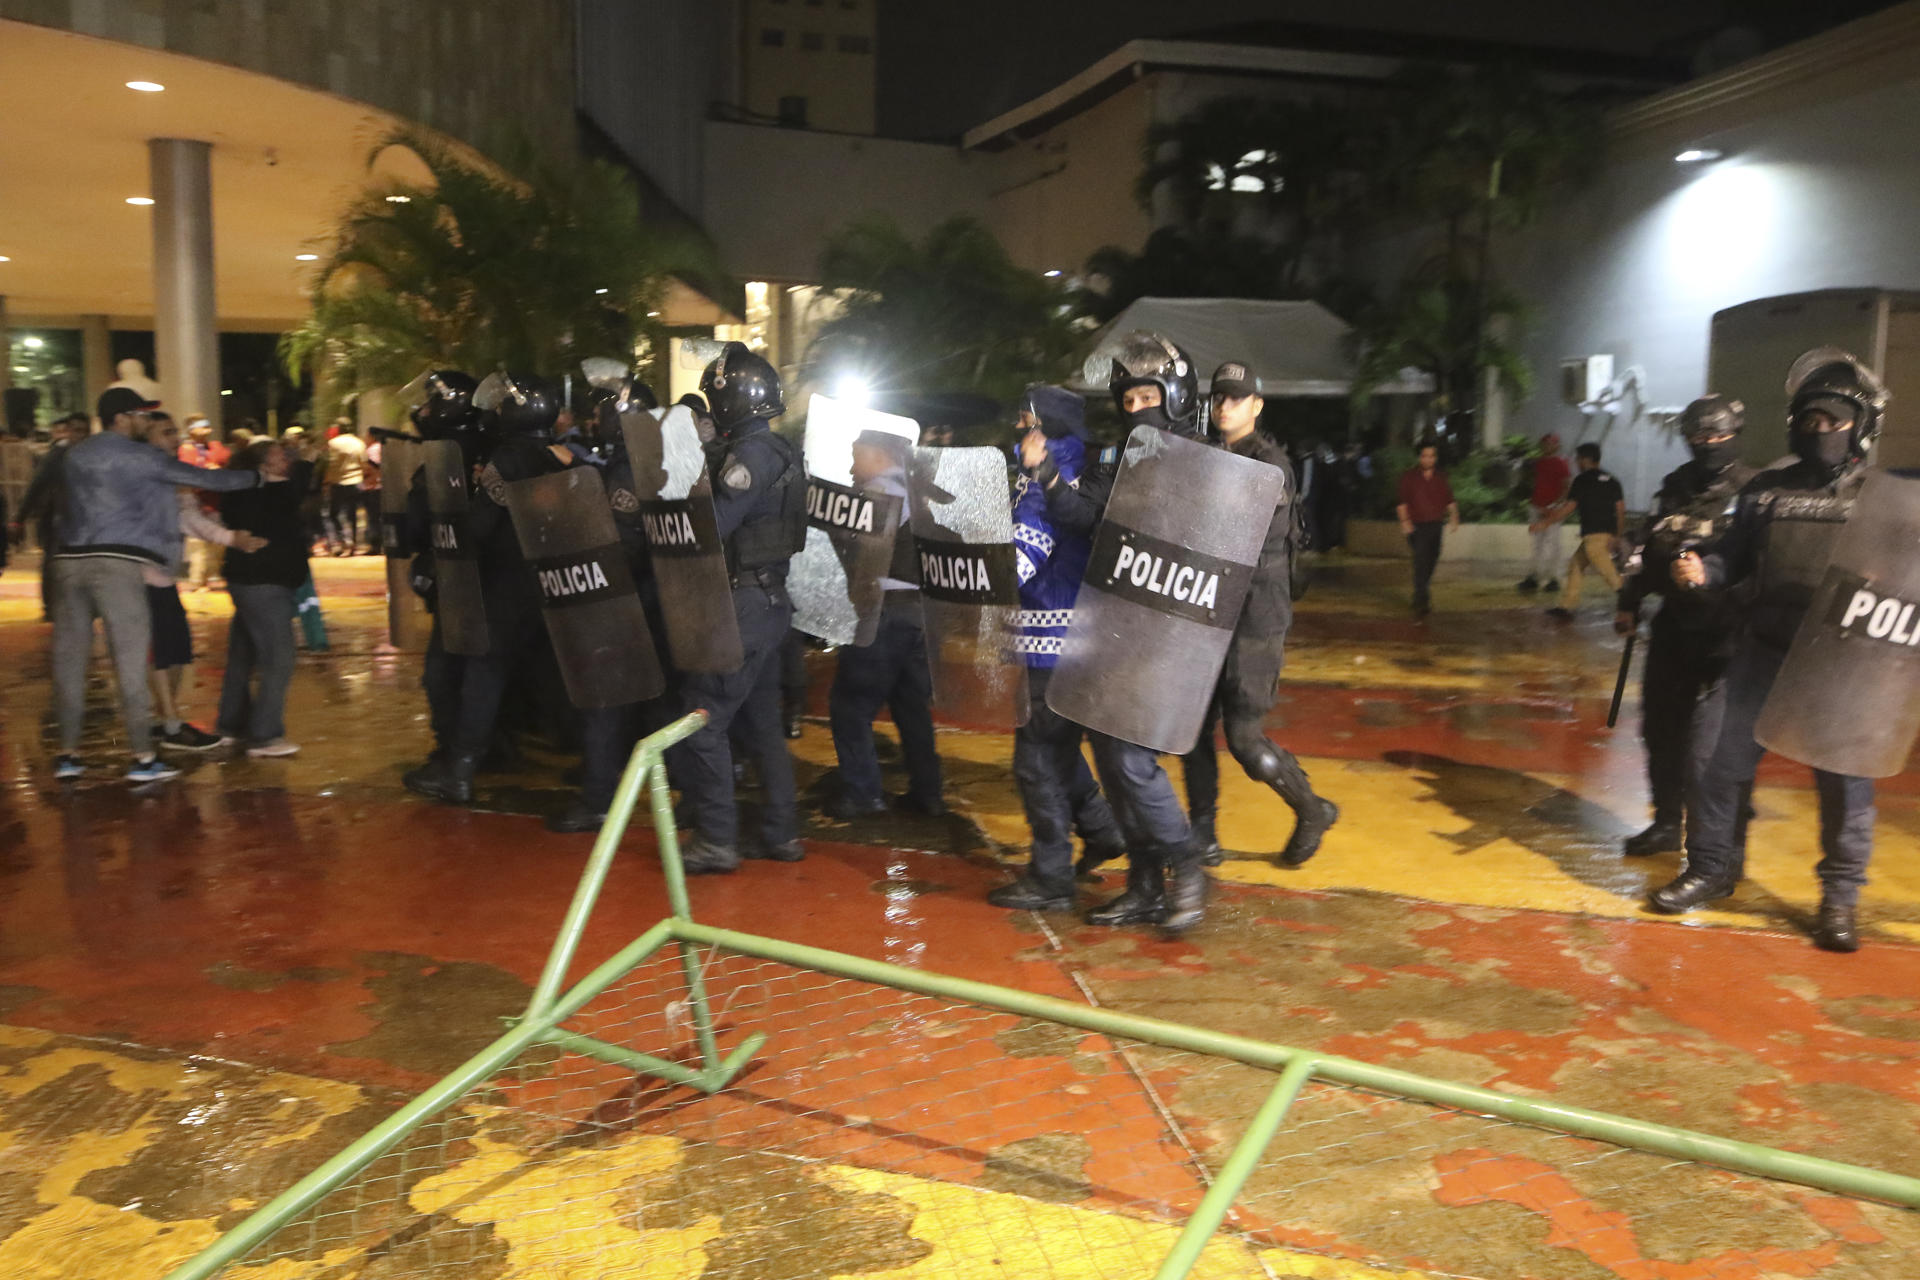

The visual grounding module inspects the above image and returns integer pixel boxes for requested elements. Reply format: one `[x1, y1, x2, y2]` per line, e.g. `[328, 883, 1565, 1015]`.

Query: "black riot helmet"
[1679, 394, 1745, 472]
[483, 371, 562, 439]
[418, 370, 480, 440]
[700, 341, 785, 434]
[1785, 347, 1888, 468]
[1105, 331, 1200, 434]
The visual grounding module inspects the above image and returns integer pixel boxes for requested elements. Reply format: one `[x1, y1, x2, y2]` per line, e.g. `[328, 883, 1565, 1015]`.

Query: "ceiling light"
[1674, 148, 1723, 164]
[220, 389, 233, 396]
[126, 196, 155, 206]
[295, 253, 319, 261]
[1043, 269, 1063, 278]
[0, 256, 10, 263]
[126, 80, 165, 92]
[647, 311, 661, 318]
[385, 195, 411, 203]
[24, 336, 44, 350]
[595, 287, 609, 295]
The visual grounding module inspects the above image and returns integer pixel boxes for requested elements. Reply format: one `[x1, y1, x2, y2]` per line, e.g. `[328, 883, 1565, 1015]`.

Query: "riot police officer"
[404, 372, 572, 803]
[1182, 361, 1340, 868]
[1613, 395, 1756, 857]
[403, 370, 483, 767]
[670, 342, 809, 873]
[1655, 350, 1888, 951]
[1044, 333, 1205, 931]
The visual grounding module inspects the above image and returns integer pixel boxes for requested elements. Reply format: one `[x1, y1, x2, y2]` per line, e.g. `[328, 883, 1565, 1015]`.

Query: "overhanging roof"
[1081, 297, 1432, 398]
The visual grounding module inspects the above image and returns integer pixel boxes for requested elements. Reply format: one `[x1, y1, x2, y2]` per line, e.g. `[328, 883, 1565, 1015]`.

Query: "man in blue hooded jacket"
[987, 385, 1127, 911]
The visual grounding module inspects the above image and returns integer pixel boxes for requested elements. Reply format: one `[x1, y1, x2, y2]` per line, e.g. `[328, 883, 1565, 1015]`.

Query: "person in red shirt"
[176, 416, 230, 589]
[1519, 432, 1571, 593]
[1396, 439, 1459, 620]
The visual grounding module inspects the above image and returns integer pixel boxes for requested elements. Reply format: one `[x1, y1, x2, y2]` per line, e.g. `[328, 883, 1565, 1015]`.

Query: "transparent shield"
[789, 394, 919, 647]
[1044, 427, 1284, 755]
[505, 467, 666, 710]
[620, 404, 744, 674]
[908, 445, 1028, 730]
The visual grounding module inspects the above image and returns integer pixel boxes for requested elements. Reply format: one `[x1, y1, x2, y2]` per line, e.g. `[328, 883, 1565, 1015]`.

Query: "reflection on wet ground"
[2, 553, 1917, 1277]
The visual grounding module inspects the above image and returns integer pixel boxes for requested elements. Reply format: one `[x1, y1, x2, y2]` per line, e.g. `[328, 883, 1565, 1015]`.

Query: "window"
[1204, 149, 1283, 195]
[760, 27, 784, 46]
[778, 95, 808, 126]
[800, 30, 824, 51]
[837, 33, 871, 53]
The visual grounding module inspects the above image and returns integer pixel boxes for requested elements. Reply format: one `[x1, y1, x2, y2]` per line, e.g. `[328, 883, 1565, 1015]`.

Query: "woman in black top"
[215, 440, 311, 756]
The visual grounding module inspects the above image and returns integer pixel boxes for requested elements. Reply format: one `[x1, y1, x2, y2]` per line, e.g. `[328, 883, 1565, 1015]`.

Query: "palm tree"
[803, 215, 1078, 404]
[281, 128, 720, 417]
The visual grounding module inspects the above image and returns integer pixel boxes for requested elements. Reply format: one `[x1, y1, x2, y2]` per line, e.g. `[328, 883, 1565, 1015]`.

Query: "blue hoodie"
[1012, 433, 1091, 668]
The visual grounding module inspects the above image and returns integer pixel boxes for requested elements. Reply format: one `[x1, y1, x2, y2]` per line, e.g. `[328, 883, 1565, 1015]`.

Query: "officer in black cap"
[1181, 361, 1340, 869]
[670, 342, 810, 873]
[402, 370, 485, 768]
[825, 428, 944, 819]
[1613, 394, 1756, 858]
[405, 371, 572, 803]
[1654, 350, 1888, 951]
[1044, 332, 1207, 932]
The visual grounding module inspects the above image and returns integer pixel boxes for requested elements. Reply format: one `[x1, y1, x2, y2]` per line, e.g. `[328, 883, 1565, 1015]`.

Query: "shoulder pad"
[478, 462, 507, 505]
[718, 451, 754, 495]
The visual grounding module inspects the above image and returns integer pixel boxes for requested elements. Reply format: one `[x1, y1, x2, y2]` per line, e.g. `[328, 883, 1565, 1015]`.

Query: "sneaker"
[160, 723, 225, 751]
[246, 739, 301, 758]
[54, 755, 85, 780]
[126, 756, 181, 783]
[1516, 576, 1539, 592]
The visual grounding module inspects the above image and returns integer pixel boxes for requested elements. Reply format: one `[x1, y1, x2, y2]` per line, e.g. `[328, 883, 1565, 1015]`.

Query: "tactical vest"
[728, 433, 809, 572]
[1745, 469, 1864, 648]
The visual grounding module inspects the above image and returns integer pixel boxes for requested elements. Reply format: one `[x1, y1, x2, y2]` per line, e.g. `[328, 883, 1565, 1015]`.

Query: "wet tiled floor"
[0, 552, 1915, 1278]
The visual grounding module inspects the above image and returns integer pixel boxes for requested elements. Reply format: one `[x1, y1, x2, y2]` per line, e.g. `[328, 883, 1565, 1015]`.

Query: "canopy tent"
[1078, 297, 1433, 398]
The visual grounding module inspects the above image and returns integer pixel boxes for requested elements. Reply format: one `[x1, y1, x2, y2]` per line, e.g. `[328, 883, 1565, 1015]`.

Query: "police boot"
[987, 874, 1076, 912]
[1189, 815, 1225, 867]
[1265, 750, 1338, 867]
[1647, 870, 1737, 914]
[1623, 821, 1683, 857]
[1074, 839, 1127, 878]
[1160, 856, 1210, 934]
[1812, 897, 1860, 953]
[403, 752, 477, 804]
[1085, 856, 1165, 927]
[679, 833, 741, 876]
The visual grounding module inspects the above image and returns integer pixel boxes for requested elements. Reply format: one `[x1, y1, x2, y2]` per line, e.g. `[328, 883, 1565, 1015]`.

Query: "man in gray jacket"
[52, 388, 269, 783]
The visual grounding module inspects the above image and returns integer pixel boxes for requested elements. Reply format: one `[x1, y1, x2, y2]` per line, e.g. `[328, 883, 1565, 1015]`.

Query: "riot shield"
[908, 445, 1027, 729]
[620, 403, 743, 673]
[379, 436, 426, 649]
[422, 439, 489, 656]
[1045, 427, 1285, 755]
[1757, 470, 1920, 777]
[505, 467, 666, 709]
[789, 394, 918, 647]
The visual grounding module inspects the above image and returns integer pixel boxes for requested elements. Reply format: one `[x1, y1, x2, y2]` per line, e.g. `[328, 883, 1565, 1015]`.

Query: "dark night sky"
[875, 0, 1899, 140]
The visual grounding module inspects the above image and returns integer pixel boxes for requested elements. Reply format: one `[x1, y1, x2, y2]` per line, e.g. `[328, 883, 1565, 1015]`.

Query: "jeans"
[216, 583, 298, 743]
[1685, 640, 1875, 905]
[52, 556, 155, 755]
[672, 584, 799, 849]
[1407, 522, 1444, 609]
[1013, 666, 1125, 888]
[329, 484, 362, 549]
[1528, 505, 1561, 580]
[1560, 533, 1622, 608]
[829, 592, 941, 807]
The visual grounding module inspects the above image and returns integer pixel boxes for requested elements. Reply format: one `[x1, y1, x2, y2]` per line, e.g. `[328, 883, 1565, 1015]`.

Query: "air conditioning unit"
[1560, 354, 1615, 405]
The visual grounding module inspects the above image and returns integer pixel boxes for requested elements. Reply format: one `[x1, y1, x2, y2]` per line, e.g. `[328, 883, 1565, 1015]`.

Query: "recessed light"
[295, 253, 319, 261]
[220, 389, 234, 396]
[1044, 269, 1063, 278]
[1675, 148, 1723, 164]
[0, 256, 10, 263]
[126, 80, 166, 93]
[385, 195, 411, 203]
[126, 196, 155, 206]
[594, 287, 609, 295]
[647, 311, 661, 318]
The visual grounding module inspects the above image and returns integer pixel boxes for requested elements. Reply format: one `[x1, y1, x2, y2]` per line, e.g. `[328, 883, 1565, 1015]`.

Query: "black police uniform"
[1615, 455, 1756, 849]
[827, 474, 942, 814]
[443, 434, 571, 768]
[1180, 428, 1338, 865]
[670, 421, 808, 867]
[1673, 461, 1875, 909]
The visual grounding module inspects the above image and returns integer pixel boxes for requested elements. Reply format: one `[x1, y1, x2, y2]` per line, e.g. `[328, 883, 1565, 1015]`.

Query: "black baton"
[1607, 628, 1636, 729]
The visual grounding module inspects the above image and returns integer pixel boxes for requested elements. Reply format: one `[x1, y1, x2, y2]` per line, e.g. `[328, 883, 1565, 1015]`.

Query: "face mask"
[1790, 428, 1852, 470]
[1689, 438, 1741, 471]
[1123, 404, 1174, 432]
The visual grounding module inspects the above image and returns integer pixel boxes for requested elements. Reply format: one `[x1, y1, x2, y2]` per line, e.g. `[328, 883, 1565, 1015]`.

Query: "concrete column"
[0, 294, 11, 405]
[149, 138, 221, 431]
[80, 314, 113, 409]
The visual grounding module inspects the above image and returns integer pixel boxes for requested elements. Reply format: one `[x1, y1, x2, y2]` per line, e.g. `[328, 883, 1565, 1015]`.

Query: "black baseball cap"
[98, 386, 161, 421]
[1210, 362, 1261, 398]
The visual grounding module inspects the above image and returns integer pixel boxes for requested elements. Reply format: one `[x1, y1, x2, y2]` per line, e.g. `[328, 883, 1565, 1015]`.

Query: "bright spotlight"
[1675, 148, 1724, 164]
[126, 80, 165, 92]
[836, 377, 871, 407]
[595, 287, 610, 295]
